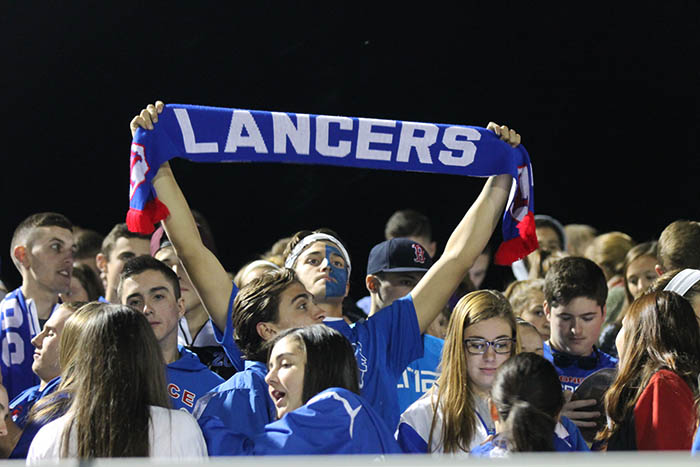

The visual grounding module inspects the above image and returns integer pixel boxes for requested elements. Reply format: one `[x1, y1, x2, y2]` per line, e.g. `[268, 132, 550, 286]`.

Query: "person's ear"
[601, 304, 607, 322]
[543, 300, 552, 320]
[655, 264, 664, 277]
[365, 275, 379, 294]
[96, 252, 108, 274]
[427, 241, 438, 259]
[176, 297, 186, 319]
[256, 321, 278, 341]
[13, 245, 28, 269]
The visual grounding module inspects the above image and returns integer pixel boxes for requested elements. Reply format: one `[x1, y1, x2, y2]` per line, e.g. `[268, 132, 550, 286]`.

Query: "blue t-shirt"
[194, 360, 275, 439]
[8, 376, 62, 459]
[0, 289, 44, 400]
[325, 294, 423, 431]
[543, 341, 617, 392]
[166, 346, 224, 412]
[200, 387, 401, 455]
[211, 282, 245, 372]
[692, 427, 700, 455]
[397, 334, 443, 414]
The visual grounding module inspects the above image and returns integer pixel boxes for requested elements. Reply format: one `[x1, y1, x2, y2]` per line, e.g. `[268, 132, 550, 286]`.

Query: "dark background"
[2, 2, 698, 298]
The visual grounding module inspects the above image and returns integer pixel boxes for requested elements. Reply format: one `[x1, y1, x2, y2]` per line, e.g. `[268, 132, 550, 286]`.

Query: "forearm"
[152, 163, 233, 331]
[412, 174, 512, 332]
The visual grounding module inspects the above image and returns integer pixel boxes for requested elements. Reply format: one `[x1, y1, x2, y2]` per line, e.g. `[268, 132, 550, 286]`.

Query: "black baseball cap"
[367, 238, 433, 275]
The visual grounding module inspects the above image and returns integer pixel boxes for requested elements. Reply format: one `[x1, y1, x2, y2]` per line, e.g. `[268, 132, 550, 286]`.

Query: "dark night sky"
[2, 2, 698, 296]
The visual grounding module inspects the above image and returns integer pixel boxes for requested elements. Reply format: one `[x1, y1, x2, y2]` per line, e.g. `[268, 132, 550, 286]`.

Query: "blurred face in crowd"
[518, 324, 544, 356]
[625, 255, 657, 299]
[519, 294, 550, 340]
[368, 271, 424, 314]
[536, 226, 561, 253]
[469, 253, 490, 289]
[99, 236, 151, 297]
[545, 296, 605, 357]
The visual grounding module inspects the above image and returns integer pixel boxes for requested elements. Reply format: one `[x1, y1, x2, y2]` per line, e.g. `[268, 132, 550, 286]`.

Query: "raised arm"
[410, 123, 519, 333]
[131, 101, 233, 332]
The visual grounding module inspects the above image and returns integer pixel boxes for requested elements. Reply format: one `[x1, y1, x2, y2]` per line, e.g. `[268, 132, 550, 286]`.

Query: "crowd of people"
[1, 100, 699, 461]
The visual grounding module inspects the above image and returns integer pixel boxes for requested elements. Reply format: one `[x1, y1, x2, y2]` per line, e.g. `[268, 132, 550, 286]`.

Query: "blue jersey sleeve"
[557, 416, 590, 452]
[212, 283, 244, 371]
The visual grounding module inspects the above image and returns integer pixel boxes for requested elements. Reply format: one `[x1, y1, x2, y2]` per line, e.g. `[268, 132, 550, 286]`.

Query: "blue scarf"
[127, 104, 538, 264]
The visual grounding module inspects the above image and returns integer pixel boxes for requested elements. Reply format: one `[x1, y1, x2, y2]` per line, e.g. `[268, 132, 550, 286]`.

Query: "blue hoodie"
[166, 346, 224, 412]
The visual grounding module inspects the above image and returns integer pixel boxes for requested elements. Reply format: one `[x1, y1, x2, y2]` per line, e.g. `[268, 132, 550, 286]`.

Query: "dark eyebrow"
[48, 238, 66, 244]
[148, 286, 170, 295]
[125, 292, 143, 302]
[291, 293, 309, 304]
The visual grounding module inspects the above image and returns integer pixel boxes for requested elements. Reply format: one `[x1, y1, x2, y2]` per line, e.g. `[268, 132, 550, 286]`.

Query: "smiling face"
[22, 226, 75, 294]
[545, 296, 605, 357]
[31, 304, 75, 383]
[266, 335, 306, 419]
[464, 317, 514, 394]
[625, 255, 658, 300]
[293, 241, 349, 302]
[119, 269, 184, 344]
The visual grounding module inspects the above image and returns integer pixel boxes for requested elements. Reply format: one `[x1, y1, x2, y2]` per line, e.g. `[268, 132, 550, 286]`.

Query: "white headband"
[284, 233, 352, 275]
[663, 268, 700, 296]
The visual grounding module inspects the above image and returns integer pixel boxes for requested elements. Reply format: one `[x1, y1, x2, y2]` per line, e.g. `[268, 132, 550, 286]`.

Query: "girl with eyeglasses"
[396, 290, 518, 454]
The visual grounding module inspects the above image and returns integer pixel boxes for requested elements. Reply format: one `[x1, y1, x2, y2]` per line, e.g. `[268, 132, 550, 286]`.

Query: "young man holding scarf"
[130, 100, 525, 430]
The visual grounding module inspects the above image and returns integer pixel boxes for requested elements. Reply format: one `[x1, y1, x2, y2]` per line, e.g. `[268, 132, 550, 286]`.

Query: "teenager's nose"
[319, 257, 330, 270]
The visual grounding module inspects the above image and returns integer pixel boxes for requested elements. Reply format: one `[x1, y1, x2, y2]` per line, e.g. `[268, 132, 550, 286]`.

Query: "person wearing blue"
[469, 353, 584, 456]
[200, 325, 401, 455]
[0, 301, 81, 459]
[194, 268, 325, 437]
[360, 237, 443, 414]
[134, 102, 521, 431]
[542, 256, 618, 431]
[284, 123, 521, 431]
[1, 213, 75, 401]
[118, 255, 223, 413]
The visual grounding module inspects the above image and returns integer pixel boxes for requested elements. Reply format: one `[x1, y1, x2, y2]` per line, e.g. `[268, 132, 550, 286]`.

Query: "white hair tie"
[284, 233, 351, 275]
[663, 268, 700, 296]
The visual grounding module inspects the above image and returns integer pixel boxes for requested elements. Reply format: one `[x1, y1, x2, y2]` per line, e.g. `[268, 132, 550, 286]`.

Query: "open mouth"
[57, 269, 70, 278]
[270, 389, 286, 405]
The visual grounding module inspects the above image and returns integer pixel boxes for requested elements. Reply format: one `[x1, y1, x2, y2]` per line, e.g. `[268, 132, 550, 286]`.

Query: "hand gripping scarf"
[126, 104, 538, 265]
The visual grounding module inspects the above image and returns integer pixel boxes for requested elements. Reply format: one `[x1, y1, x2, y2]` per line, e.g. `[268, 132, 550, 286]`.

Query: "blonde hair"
[429, 290, 517, 453]
[584, 232, 636, 280]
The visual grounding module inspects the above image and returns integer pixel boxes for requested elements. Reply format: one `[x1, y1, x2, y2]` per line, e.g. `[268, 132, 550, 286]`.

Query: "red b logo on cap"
[412, 244, 426, 264]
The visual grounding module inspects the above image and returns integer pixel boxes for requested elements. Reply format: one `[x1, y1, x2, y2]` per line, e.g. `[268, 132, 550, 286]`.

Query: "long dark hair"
[598, 291, 700, 442]
[268, 325, 359, 403]
[490, 352, 563, 452]
[60, 304, 169, 458]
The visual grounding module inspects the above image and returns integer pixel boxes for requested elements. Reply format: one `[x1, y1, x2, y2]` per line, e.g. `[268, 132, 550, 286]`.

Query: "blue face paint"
[325, 245, 348, 298]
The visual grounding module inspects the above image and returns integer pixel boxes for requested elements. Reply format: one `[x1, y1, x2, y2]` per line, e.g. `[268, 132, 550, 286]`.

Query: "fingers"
[564, 398, 598, 410]
[486, 122, 522, 148]
[571, 419, 598, 428]
[130, 100, 165, 137]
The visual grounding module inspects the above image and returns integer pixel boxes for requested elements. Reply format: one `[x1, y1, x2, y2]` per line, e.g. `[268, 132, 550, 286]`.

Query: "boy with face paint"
[284, 125, 521, 430]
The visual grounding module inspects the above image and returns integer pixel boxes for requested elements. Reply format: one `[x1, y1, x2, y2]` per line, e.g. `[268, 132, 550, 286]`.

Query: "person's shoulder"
[648, 369, 692, 392]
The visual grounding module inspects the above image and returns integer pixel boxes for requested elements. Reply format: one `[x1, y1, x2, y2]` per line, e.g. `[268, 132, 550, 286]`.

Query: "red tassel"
[126, 198, 171, 234]
[493, 212, 539, 266]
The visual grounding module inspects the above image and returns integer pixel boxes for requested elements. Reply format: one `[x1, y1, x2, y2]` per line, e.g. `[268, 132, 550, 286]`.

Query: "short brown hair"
[657, 220, 700, 272]
[101, 223, 150, 261]
[10, 212, 73, 270]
